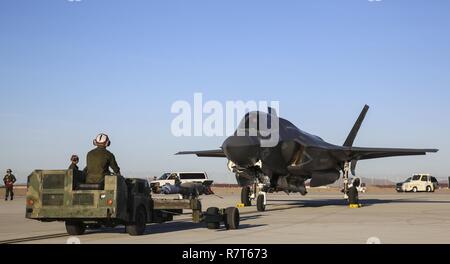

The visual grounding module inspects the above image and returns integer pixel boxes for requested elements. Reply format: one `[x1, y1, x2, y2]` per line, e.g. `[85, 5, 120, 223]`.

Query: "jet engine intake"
[222, 135, 260, 168]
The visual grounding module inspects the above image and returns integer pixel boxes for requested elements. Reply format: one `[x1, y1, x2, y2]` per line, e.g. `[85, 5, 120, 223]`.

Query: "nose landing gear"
[256, 192, 266, 212]
[241, 186, 251, 206]
[240, 181, 267, 212]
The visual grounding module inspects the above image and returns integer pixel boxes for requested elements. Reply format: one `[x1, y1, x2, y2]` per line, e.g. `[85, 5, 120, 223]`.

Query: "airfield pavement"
[1, 187, 450, 244]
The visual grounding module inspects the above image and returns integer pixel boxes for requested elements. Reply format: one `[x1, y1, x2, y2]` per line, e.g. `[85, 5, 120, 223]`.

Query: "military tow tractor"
[25, 170, 240, 236]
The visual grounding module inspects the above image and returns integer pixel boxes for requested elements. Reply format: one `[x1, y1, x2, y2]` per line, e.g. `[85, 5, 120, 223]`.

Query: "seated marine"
[83, 133, 121, 185]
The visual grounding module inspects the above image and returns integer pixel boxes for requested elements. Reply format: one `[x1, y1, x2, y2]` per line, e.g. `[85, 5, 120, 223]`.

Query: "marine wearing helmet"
[83, 133, 121, 184]
[69, 155, 80, 171]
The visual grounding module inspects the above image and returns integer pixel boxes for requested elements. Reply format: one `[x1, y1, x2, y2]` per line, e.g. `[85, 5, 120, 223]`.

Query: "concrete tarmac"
[1, 190, 450, 244]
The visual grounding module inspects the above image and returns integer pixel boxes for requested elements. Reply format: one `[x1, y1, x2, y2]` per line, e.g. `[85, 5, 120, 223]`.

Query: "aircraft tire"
[257, 194, 266, 212]
[241, 187, 252, 206]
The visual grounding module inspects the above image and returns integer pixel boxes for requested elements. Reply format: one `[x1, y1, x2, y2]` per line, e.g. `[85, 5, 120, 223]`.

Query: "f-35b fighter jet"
[177, 105, 438, 211]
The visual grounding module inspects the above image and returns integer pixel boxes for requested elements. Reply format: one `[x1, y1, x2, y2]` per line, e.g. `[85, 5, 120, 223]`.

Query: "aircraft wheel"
[241, 187, 252, 206]
[224, 207, 240, 230]
[206, 207, 220, 229]
[257, 194, 266, 212]
[65, 221, 86, 236]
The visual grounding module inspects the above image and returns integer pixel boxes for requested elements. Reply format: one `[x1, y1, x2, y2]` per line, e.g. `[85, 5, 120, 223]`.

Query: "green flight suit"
[84, 147, 120, 184]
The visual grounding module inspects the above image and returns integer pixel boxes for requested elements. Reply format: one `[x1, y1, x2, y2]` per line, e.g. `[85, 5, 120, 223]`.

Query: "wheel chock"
[349, 204, 362, 208]
[236, 203, 246, 208]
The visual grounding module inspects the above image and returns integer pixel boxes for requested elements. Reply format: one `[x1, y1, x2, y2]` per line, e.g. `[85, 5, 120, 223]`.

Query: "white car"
[357, 183, 367, 193]
[150, 172, 210, 192]
[396, 174, 439, 193]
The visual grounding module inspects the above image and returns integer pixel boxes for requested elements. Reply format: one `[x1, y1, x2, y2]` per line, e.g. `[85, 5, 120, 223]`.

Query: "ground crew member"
[348, 178, 361, 207]
[69, 155, 80, 170]
[69, 154, 85, 188]
[84, 133, 120, 184]
[3, 169, 17, 201]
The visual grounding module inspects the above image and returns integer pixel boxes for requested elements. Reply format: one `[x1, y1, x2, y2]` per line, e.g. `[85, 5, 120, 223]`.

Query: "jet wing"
[175, 149, 226, 158]
[344, 147, 438, 160]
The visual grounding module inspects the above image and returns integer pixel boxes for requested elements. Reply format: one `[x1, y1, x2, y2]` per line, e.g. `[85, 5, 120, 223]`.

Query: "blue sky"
[1, 0, 449, 183]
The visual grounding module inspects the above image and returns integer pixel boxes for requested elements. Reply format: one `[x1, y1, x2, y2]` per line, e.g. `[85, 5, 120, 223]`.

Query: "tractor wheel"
[65, 221, 86, 236]
[126, 206, 147, 236]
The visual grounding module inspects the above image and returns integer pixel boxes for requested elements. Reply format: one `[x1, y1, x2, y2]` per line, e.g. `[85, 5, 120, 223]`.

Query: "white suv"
[396, 174, 439, 193]
[149, 172, 210, 192]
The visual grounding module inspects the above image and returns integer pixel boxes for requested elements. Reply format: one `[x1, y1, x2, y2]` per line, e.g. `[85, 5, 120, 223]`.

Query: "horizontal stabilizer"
[346, 147, 438, 160]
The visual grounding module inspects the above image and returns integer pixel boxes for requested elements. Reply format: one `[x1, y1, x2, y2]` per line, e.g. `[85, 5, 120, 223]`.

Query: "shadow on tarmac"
[84, 214, 266, 236]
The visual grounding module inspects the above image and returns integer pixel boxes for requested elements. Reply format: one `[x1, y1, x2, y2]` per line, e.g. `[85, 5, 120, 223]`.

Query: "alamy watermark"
[366, 237, 382, 244]
[171, 93, 280, 147]
[66, 236, 81, 244]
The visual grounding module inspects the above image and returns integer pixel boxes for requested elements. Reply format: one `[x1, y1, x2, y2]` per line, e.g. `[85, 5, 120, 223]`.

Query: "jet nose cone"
[222, 136, 260, 168]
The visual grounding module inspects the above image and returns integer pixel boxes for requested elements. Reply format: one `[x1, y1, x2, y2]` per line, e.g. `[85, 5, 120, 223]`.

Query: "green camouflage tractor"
[26, 170, 240, 236]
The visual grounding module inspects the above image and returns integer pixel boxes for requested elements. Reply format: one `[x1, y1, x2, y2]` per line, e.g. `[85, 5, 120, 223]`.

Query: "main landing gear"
[343, 161, 350, 200]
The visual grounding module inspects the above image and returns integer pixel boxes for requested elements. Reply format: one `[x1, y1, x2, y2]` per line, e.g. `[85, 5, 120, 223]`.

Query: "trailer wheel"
[225, 207, 240, 230]
[257, 194, 266, 212]
[241, 186, 251, 206]
[126, 206, 147, 236]
[206, 207, 220, 229]
[65, 221, 86, 236]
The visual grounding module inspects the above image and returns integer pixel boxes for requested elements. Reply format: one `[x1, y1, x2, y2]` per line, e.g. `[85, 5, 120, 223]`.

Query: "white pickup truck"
[396, 174, 439, 193]
[149, 172, 212, 193]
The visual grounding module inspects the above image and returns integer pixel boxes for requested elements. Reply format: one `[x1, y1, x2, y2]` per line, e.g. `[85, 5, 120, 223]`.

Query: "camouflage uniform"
[3, 174, 17, 201]
[84, 147, 120, 184]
